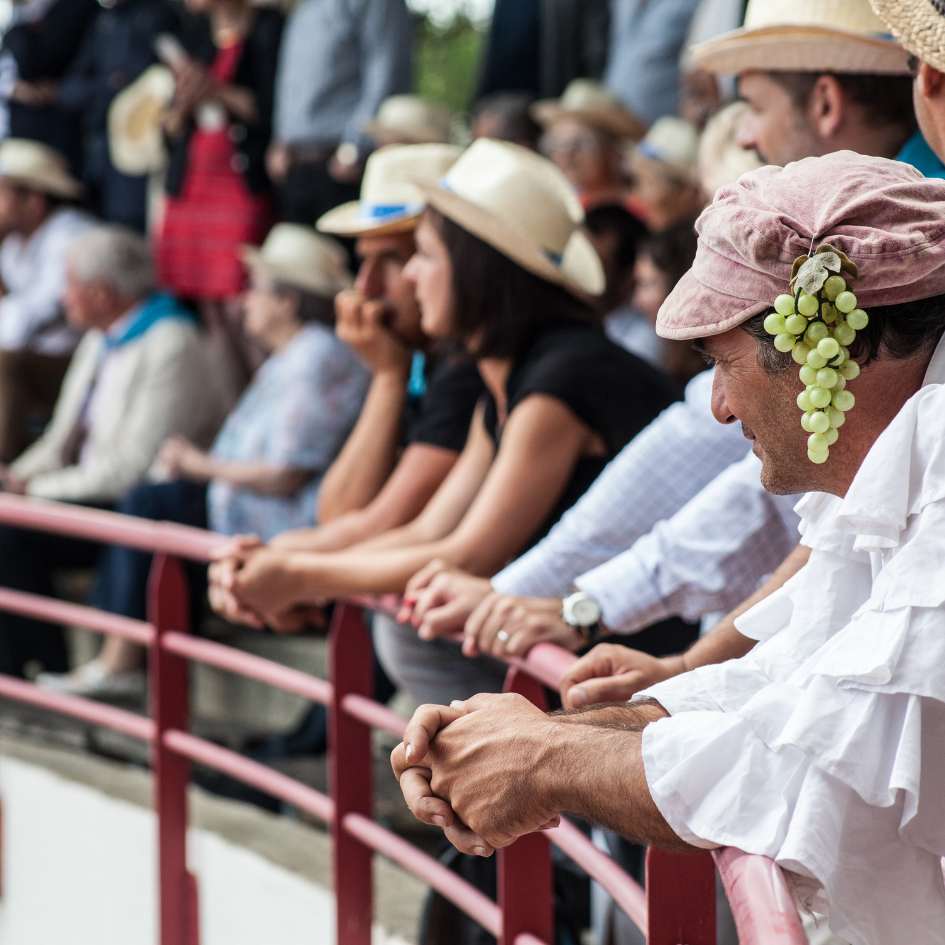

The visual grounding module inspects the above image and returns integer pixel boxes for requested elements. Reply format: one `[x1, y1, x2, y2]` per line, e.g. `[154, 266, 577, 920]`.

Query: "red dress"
[157, 41, 271, 300]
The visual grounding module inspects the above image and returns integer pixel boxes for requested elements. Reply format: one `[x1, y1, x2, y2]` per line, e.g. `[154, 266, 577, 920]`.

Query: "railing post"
[330, 603, 374, 945]
[498, 666, 554, 945]
[646, 848, 716, 945]
[149, 553, 199, 945]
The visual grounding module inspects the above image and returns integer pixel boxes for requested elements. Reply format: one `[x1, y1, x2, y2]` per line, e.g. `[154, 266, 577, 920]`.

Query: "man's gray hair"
[67, 225, 157, 300]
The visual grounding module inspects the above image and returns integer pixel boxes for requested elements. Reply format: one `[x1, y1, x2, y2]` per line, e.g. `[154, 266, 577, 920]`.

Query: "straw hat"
[532, 79, 647, 142]
[417, 139, 605, 298]
[690, 0, 911, 75]
[317, 143, 462, 238]
[697, 102, 763, 197]
[241, 224, 352, 297]
[108, 65, 175, 175]
[0, 139, 82, 199]
[870, 0, 945, 73]
[364, 95, 453, 145]
[631, 117, 700, 182]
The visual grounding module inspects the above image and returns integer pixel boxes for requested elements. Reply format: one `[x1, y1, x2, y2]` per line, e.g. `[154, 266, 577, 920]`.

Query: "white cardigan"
[12, 318, 224, 503]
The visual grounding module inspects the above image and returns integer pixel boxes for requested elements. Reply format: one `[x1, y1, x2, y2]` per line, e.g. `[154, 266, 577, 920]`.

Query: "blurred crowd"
[0, 0, 943, 942]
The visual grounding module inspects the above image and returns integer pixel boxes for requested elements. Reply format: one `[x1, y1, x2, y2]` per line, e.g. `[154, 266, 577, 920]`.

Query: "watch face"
[570, 595, 601, 627]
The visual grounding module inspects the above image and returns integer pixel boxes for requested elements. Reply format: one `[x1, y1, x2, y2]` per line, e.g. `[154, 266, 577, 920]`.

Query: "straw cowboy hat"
[870, 0, 945, 73]
[317, 143, 462, 238]
[364, 95, 453, 145]
[690, 0, 911, 75]
[241, 224, 352, 297]
[0, 139, 82, 199]
[108, 65, 175, 175]
[532, 79, 647, 141]
[417, 139, 605, 298]
[631, 116, 700, 182]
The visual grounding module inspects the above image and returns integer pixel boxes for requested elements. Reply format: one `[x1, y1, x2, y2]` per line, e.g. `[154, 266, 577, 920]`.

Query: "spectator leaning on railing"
[0, 224, 223, 679]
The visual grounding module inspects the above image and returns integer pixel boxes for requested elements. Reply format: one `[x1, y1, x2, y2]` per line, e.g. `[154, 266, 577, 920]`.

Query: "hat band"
[360, 202, 421, 222]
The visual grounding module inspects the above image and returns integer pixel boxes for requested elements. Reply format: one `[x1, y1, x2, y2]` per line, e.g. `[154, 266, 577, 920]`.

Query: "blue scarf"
[104, 293, 196, 350]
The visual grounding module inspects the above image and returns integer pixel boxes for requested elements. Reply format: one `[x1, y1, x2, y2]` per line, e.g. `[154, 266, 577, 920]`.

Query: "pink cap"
[656, 151, 945, 341]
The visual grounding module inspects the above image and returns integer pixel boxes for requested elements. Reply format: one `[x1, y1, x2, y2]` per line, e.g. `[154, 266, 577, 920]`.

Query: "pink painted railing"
[0, 494, 807, 945]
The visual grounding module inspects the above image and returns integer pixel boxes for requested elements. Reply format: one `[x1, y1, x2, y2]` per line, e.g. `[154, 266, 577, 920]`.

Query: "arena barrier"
[0, 494, 807, 945]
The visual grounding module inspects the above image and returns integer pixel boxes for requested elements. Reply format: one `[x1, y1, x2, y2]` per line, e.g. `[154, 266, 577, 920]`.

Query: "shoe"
[36, 660, 146, 699]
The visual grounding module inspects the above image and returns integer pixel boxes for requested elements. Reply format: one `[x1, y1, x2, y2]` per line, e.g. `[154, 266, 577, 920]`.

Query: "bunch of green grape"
[763, 273, 866, 465]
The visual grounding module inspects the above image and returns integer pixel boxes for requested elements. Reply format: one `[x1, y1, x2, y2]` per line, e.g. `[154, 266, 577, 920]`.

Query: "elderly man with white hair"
[0, 223, 222, 679]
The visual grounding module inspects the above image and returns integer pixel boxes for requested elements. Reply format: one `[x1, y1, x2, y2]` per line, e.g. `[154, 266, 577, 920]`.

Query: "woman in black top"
[220, 141, 678, 643]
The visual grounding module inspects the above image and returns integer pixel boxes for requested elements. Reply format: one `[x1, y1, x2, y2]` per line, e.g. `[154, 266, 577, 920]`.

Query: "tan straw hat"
[0, 138, 82, 199]
[364, 95, 453, 145]
[108, 65, 175, 175]
[870, 0, 945, 72]
[241, 224, 352, 297]
[690, 0, 911, 75]
[317, 143, 462, 238]
[631, 116, 700, 182]
[697, 101, 763, 198]
[532, 79, 647, 141]
[417, 138, 605, 298]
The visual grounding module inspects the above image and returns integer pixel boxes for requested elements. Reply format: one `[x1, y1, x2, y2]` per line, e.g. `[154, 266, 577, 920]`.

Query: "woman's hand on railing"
[558, 643, 687, 709]
[462, 593, 582, 659]
[399, 560, 492, 639]
[207, 535, 267, 629]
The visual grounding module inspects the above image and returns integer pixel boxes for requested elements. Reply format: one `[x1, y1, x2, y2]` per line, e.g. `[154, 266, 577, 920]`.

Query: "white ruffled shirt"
[637, 339, 945, 945]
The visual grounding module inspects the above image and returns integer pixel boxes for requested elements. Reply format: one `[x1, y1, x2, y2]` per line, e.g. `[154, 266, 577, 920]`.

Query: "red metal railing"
[0, 494, 807, 945]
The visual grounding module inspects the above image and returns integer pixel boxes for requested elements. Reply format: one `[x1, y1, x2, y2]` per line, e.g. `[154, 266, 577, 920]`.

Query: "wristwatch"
[561, 591, 603, 646]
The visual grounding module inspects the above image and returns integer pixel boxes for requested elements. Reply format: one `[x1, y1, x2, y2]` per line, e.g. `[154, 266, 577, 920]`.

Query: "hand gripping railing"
[0, 494, 807, 945]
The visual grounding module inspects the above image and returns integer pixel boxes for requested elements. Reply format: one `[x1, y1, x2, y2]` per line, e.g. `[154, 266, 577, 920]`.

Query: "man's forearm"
[553, 699, 668, 730]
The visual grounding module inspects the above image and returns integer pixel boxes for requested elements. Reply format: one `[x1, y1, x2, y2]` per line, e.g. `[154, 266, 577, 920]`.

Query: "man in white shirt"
[394, 151, 945, 945]
[0, 138, 94, 461]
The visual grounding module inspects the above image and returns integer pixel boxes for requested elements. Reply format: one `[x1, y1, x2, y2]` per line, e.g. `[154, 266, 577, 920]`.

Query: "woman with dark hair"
[209, 140, 678, 704]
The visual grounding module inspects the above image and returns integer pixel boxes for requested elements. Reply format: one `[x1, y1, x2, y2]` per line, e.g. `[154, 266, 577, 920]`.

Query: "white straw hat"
[317, 143, 462, 238]
[241, 224, 352, 297]
[697, 101, 763, 198]
[690, 0, 911, 75]
[631, 116, 700, 182]
[870, 0, 945, 73]
[108, 65, 175, 175]
[532, 79, 647, 141]
[364, 95, 453, 145]
[417, 139, 605, 298]
[0, 139, 82, 199]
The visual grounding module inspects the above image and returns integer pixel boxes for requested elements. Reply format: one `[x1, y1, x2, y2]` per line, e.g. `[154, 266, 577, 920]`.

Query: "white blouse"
[637, 340, 945, 945]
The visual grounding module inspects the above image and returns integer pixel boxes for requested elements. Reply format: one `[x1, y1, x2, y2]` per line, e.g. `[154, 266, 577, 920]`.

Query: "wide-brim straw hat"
[417, 138, 605, 299]
[108, 65, 175, 175]
[690, 0, 912, 75]
[0, 138, 82, 199]
[870, 0, 945, 73]
[697, 101, 763, 198]
[241, 224, 352, 297]
[364, 95, 453, 145]
[631, 116, 700, 182]
[317, 143, 462, 238]
[532, 79, 647, 142]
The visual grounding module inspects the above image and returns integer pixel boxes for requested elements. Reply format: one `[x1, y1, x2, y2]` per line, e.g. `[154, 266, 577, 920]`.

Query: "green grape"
[835, 376, 847, 391]
[807, 349, 828, 369]
[774, 333, 795, 353]
[797, 293, 819, 317]
[805, 322, 828, 344]
[840, 360, 860, 380]
[809, 386, 831, 409]
[833, 389, 855, 411]
[825, 428, 839, 446]
[824, 275, 847, 301]
[801, 411, 816, 433]
[821, 305, 838, 325]
[808, 449, 829, 465]
[774, 294, 796, 317]
[816, 367, 839, 389]
[799, 364, 818, 386]
[797, 389, 814, 412]
[809, 411, 830, 434]
[764, 313, 787, 335]
[847, 308, 869, 331]
[786, 314, 808, 335]
[828, 406, 845, 428]
[808, 432, 830, 450]
[835, 291, 857, 314]
[817, 337, 840, 359]
[834, 322, 856, 346]
[792, 343, 811, 365]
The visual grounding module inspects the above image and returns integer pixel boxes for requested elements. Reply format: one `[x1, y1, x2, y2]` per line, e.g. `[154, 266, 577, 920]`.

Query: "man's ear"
[808, 74, 845, 139]
[917, 61, 945, 100]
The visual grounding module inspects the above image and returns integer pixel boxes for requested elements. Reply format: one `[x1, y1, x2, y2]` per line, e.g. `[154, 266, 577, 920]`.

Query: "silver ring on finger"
[496, 629, 510, 644]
